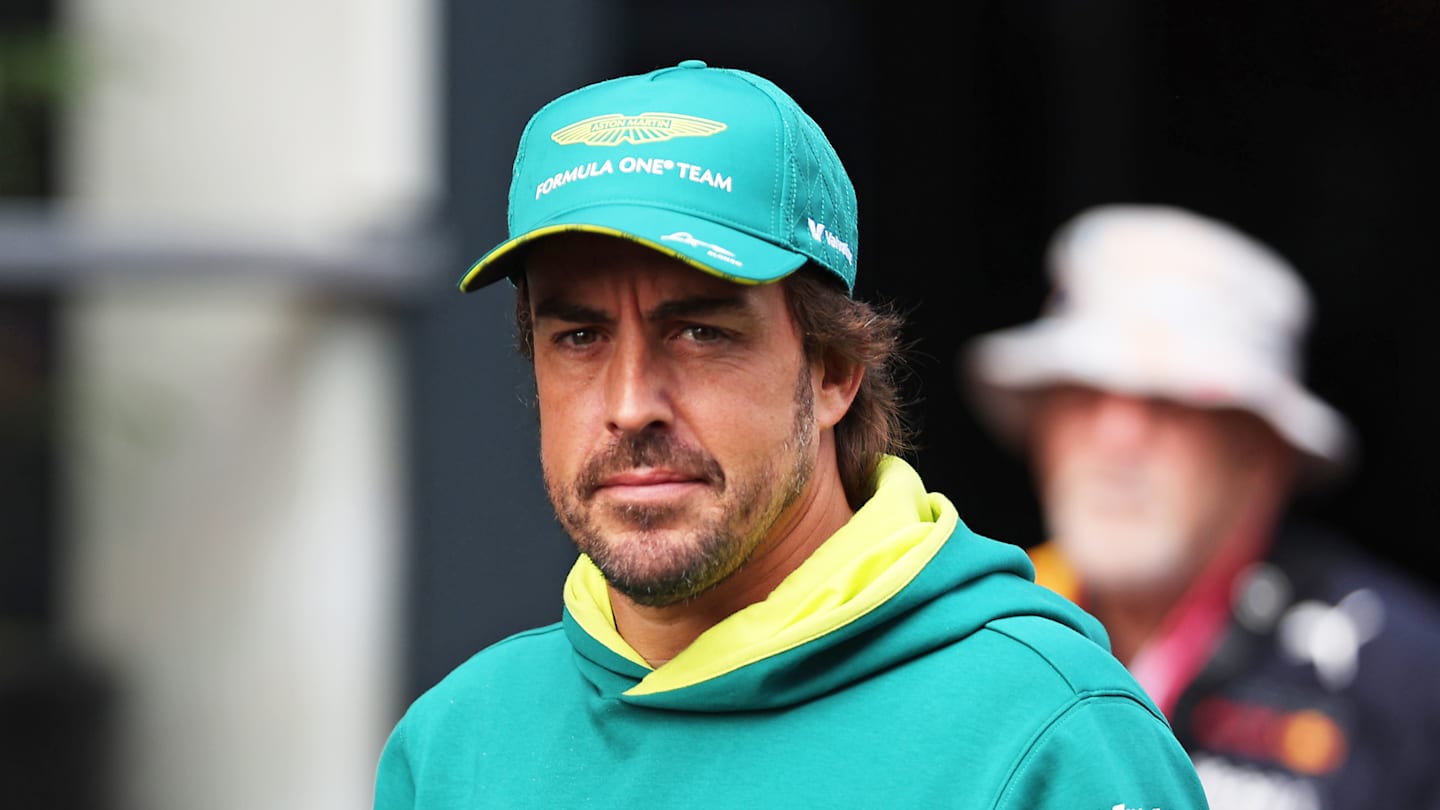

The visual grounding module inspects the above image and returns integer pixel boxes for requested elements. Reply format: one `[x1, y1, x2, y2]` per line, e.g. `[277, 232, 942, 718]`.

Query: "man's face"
[525, 234, 818, 607]
[1030, 385, 1271, 591]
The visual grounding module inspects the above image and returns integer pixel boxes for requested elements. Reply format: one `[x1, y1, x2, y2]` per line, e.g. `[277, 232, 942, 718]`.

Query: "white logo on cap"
[661, 232, 742, 268]
[807, 218, 854, 265]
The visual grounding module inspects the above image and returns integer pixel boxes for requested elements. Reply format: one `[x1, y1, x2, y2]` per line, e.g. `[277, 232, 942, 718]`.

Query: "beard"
[1043, 464, 1194, 591]
[546, 365, 816, 607]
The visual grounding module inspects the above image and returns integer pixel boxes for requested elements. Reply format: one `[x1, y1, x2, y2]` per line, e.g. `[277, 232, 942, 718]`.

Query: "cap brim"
[458, 204, 809, 292]
[962, 319, 1355, 485]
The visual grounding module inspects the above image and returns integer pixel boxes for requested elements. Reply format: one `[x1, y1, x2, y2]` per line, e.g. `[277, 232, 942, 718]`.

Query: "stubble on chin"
[547, 432, 736, 606]
[1047, 476, 1191, 591]
[546, 365, 818, 607]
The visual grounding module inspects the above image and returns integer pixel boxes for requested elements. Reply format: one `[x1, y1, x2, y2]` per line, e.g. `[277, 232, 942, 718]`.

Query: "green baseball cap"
[458, 59, 859, 294]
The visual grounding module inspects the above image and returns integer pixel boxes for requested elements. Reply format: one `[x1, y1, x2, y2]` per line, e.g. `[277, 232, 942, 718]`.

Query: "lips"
[601, 468, 703, 488]
[576, 434, 725, 500]
[591, 468, 711, 505]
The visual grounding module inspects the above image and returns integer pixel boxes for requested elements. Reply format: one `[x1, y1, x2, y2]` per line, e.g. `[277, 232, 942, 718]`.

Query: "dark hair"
[780, 268, 916, 506]
[513, 265, 916, 507]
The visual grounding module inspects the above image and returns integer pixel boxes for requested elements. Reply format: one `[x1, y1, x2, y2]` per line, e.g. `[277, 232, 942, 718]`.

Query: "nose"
[604, 332, 673, 436]
[1088, 392, 1157, 448]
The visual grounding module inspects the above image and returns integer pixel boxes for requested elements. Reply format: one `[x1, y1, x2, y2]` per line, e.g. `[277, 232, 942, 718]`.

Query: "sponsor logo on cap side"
[551, 113, 726, 146]
[807, 217, 854, 266]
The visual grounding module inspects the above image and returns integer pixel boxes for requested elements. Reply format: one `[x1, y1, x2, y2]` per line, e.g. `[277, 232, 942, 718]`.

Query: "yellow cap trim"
[459, 224, 769, 292]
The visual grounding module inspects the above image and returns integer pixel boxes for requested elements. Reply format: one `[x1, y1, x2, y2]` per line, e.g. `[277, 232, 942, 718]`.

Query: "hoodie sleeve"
[995, 693, 1211, 810]
[372, 721, 415, 810]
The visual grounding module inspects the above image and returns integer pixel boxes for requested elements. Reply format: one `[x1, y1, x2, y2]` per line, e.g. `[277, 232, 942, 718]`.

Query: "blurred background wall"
[3, 0, 437, 807]
[2, 1, 1436, 808]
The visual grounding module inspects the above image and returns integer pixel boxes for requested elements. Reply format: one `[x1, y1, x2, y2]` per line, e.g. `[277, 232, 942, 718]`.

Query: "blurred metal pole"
[0, 204, 446, 301]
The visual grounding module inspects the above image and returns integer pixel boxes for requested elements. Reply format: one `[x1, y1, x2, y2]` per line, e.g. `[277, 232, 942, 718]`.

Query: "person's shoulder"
[1269, 519, 1440, 697]
[406, 622, 569, 714]
[983, 613, 1157, 705]
[377, 622, 573, 796]
[1274, 520, 1440, 624]
[968, 617, 1207, 808]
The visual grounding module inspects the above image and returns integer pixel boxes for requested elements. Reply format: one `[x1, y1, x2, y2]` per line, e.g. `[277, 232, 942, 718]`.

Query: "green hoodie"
[375, 457, 1209, 809]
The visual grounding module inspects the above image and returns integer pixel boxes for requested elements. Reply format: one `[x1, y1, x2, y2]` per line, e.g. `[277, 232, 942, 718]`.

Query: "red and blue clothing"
[1033, 521, 1440, 809]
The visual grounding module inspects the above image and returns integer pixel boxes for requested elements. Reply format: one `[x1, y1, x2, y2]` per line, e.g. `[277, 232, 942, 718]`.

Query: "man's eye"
[557, 328, 600, 347]
[680, 325, 724, 342]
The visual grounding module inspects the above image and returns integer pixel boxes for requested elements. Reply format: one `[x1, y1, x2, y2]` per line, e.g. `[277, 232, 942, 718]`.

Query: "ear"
[813, 352, 864, 431]
[1257, 428, 1302, 499]
[1221, 420, 1300, 544]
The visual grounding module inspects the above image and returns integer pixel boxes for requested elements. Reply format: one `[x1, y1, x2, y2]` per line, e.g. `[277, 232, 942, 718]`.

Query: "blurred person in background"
[373, 63, 1210, 808]
[961, 203, 1440, 809]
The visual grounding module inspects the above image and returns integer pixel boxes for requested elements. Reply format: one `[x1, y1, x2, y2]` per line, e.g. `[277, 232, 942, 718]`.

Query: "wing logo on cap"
[551, 113, 726, 147]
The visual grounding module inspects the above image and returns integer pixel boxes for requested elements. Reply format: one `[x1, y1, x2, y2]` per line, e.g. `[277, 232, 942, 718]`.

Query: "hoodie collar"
[562, 455, 955, 695]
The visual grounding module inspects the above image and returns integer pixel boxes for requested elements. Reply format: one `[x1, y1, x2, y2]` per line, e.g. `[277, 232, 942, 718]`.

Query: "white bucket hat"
[961, 203, 1354, 484]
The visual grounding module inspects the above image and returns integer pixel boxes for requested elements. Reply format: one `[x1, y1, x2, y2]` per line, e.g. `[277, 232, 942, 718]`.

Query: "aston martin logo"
[550, 113, 727, 147]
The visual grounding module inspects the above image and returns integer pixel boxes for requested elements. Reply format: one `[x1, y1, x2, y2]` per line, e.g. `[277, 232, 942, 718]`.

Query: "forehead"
[523, 233, 774, 302]
[1036, 385, 1266, 445]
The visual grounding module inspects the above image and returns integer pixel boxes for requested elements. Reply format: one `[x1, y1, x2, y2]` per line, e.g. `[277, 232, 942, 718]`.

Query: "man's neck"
[1088, 585, 1186, 665]
[1090, 504, 1281, 666]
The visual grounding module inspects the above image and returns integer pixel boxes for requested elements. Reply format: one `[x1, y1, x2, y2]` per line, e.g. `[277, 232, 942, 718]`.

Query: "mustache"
[575, 432, 724, 498]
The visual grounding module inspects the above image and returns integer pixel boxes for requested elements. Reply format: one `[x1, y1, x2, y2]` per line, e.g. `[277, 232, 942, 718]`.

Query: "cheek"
[1152, 436, 1232, 515]
[687, 371, 806, 457]
[535, 377, 591, 468]
[1032, 417, 1087, 483]
[535, 373, 572, 413]
[687, 389, 785, 450]
[534, 356, 606, 415]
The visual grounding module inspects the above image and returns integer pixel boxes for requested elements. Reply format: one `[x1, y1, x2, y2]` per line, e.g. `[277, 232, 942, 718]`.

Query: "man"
[962, 203, 1440, 809]
[375, 61, 1208, 808]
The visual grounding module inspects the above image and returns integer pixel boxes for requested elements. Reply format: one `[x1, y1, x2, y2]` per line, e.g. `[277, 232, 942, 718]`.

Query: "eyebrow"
[532, 292, 754, 324]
